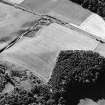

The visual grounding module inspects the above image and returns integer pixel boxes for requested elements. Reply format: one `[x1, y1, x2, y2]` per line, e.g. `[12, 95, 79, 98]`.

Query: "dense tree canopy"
[49, 50, 105, 105]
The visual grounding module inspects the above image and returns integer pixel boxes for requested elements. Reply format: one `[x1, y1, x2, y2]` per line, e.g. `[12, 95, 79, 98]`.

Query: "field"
[0, 1, 105, 105]
[0, 23, 99, 81]
[0, 1, 38, 48]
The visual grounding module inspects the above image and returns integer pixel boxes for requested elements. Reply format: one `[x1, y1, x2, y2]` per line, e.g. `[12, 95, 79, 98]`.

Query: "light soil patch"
[4, 0, 24, 4]
[2, 83, 14, 94]
[78, 98, 105, 105]
[80, 14, 105, 40]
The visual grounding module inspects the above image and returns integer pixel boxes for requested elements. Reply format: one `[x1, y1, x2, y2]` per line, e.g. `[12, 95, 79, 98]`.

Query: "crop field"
[0, 23, 99, 82]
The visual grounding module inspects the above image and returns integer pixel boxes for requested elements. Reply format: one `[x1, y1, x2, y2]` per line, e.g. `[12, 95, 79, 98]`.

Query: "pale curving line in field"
[3, 0, 24, 4]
